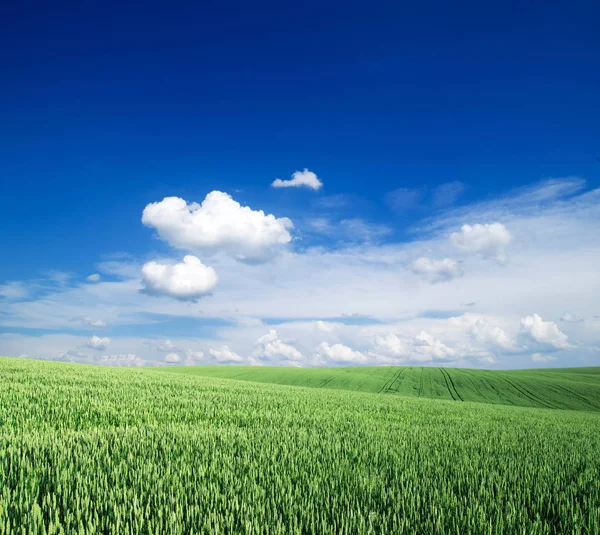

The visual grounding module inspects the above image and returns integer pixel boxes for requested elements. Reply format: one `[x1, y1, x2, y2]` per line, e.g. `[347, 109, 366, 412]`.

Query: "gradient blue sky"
[1, 1, 599, 367]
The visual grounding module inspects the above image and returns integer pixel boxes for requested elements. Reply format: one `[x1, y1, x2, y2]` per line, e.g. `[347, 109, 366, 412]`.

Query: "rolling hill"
[159, 365, 600, 411]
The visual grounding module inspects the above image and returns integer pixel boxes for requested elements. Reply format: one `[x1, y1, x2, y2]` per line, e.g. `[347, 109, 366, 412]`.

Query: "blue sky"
[1, 1, 599, 367]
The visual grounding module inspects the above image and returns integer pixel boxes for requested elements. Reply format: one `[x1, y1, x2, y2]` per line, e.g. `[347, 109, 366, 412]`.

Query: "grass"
[0, 356, 599, 533]
[160, 365, 600, 411]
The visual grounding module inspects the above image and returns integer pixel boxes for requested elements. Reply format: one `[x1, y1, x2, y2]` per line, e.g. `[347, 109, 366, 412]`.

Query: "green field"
[160, 364, 600, 411]
[1, 357, 599, 533]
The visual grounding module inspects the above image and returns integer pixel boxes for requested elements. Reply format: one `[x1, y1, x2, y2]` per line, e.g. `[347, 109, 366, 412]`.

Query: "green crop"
[0, 357, 598, 534]
[161, 364, 600, 411]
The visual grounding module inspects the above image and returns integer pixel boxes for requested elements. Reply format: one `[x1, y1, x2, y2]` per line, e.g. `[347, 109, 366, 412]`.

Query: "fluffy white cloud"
[183, 350, 205, 365]
[85, 335, 110, 351]
[156, 339, 178, 351]
[141, 256, 217, 301]
[0, 281, 31, 300]
[560, 312, 583, 323]
[95, 354, 148, 367]
[82, 316, 106, 328]
[466, 317, 515, 351]
[86, 274, 101, 282]
[314, 342, 367, 364]
[164, 353, 181, 363]
[520, 314, 570, 349]
[409, 257, 463, 283]
[208, 346, 257, 365]
[370, 331, 457, 363]
[253, 329, 303, 363]
[371, 333, 411, 359]
[413, 331, 457, 360]
[450, 223, 512, 261]
[142, 192, 293, 261]
[531, 353, 557, 363]
[271, 169, 322, 190]
[315, 320, 335, 333]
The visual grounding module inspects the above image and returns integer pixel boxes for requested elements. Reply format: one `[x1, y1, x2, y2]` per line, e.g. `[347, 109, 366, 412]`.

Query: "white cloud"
[409, 257, 463, 283]
[86, 274, 101, 282]
[95, 354, 148, 367]
[307, 218, 391, 244]
[314, 342, 367, 364]
[450, 223, 512, 261]
[531, 353, 557, 363]
[371, 333, 411, 359]
[432, 181, 465, 206]
[141, 255, 218, 301]
[271, 169, 322, 190]
[80, 316, 106, 328]
[370, 330, 458, 363]
[520, 314, 570, 349]
[385, 188, 423, 210]
[183, 350, 205, 365]
[315, 320, 335, 333]
[560, 312, 583, 323]
[253, 329, 303, 363]
[0, 281, 31, 300]
[85, 335, 110, 351]
[142, 192, 293, 262]
[156, 339, 178, 351]
[164, 353, 181, 363]
[466, 317, 515, 351]
[208, 345, 257, 365]
[413, 331, 457, 360]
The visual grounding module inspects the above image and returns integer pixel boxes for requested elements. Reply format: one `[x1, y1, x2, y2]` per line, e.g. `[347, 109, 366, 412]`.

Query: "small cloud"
[520, 313, 570, 349]
[86, 273, 101, 282]
[308, 218, 391, 244]
[315, 342, 367, 364]
[164, 353, 181, 364]
[409, 257, 463, 283]
[385, 187, 423, 211]
[271, 169, 323, 190]
[315, 320, 335, 333]
[461, 302, 476, 307]
[560, 312, 584, 323]
[86, 335, 110, 351]
[253, 329, 303, 364]
[83, 316, 106, 328]
[141, 255, 218, 301]
[531, 353, 557, 363]
[44, 270, 72, 287]
[156, 340, 178, 352]
[208, 346, 257, 365]
[432, 181, 465, 207]
[312, 194, 349, 209]
[450, 222, 512, 261]
[95, 354, 148, 367]
[0, 281, 31, 300]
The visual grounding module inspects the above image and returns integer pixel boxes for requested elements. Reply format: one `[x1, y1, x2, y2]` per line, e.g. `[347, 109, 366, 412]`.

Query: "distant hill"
[159, 365, 600, 412]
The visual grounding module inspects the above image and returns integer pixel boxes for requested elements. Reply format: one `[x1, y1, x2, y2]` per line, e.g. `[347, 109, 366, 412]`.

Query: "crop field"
[0, 357, 599, 534]
[161, 365, 600, 411]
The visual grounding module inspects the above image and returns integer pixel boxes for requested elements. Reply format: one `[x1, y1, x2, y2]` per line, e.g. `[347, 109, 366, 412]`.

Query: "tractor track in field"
[502, 377, 557, 410]
[387, 367, 407, 393]
[439, 367, 456, 400]
[320, 377, 335, 388]
[377, 367, 403, 394]
[550, 383, 600, 410]
[439, 368, 464, 401]
[417, 368, 424, 398]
